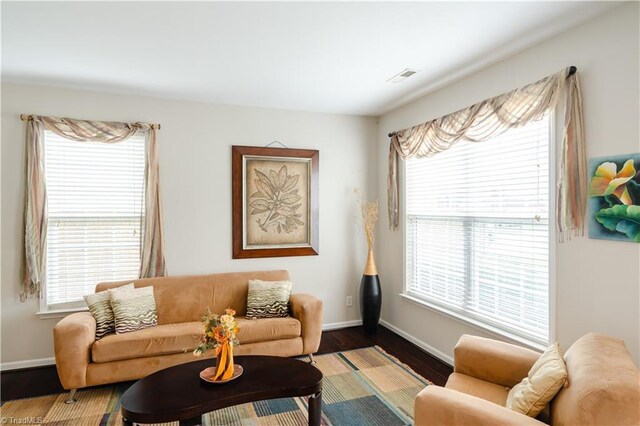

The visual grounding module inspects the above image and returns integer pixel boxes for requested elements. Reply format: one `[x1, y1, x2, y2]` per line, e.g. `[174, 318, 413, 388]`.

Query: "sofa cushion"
[446, 372, 510, 406]
[92, 322, 201, 363]
[95, 270, 291, 324]
[92, 316, 301, 363]
[237, 316, 300, 344]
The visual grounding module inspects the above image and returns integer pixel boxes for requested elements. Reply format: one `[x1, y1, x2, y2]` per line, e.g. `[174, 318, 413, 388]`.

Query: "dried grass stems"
[354, 189, 379, 251]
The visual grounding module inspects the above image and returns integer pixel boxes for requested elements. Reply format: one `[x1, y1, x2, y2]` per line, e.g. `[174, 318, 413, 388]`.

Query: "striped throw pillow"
[109, 286, 158, 334]
[246, 279, 292, 319]
[84, 283, 134, 340]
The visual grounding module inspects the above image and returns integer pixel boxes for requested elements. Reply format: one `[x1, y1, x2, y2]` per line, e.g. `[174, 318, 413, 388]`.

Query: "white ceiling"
[1, 1, 619, 116]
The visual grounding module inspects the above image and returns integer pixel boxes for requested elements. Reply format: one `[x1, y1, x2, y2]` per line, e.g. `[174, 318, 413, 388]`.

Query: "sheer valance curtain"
[387, 66, 586, 241]
[21, 115, 167, 301]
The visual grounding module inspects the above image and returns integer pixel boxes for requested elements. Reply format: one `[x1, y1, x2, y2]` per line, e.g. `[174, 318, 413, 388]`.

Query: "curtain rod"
[19, 114, 161, 130]
[387, 65, 577, 138]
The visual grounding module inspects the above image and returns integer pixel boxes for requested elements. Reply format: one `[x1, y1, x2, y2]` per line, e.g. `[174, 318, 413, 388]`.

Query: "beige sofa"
[415, 333, 640, 425]
[53, 270, 323, 399]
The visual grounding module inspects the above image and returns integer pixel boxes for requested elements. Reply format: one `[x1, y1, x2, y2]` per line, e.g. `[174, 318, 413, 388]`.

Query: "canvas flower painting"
[588, 153, 640, 243]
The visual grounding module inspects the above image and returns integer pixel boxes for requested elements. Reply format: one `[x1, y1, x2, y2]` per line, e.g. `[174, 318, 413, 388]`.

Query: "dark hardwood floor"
[1, 362, 66, 401]
[1, 325, 452, 401]
[318, 325, 452, 386]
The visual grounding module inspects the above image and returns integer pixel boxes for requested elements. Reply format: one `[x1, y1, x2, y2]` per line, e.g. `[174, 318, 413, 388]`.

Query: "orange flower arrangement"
[194, 308, 240, 381]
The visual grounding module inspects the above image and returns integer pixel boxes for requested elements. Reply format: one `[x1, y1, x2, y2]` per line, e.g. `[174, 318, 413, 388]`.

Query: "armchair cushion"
[506, 342, 567, 417]
[415, 385, 545, 426]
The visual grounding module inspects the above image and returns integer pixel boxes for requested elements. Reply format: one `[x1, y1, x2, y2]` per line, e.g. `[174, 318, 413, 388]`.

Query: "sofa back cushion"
[95, 270, 290, 325]
[551, 333, 640, 425]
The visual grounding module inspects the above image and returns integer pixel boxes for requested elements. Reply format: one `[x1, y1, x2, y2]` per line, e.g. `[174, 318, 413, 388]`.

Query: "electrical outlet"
[346, 296, 353, 307]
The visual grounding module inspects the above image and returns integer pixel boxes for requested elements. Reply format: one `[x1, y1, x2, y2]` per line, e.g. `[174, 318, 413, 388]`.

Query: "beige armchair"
[415, 333, 640, 425]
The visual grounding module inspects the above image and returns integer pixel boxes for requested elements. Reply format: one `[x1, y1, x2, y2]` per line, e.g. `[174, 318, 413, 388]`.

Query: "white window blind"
[44, 130, 145, 310]
[405, 115, 550, 346]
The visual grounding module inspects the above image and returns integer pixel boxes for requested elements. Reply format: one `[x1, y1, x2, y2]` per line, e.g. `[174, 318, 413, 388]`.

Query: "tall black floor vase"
[360, 249, 381, 335]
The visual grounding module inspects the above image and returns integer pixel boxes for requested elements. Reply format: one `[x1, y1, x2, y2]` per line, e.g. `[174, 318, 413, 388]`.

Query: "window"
[43, 130, 146, 311]
[404, 115, 550, 346]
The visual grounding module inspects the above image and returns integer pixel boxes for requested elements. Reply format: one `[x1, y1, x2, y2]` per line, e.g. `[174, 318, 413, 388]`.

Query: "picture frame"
[232, 145, 319, 258]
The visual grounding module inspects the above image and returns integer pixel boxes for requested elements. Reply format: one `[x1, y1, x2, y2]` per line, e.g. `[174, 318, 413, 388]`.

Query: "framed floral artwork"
[588, 153, 640, 243]
[232, 145, 319, 258]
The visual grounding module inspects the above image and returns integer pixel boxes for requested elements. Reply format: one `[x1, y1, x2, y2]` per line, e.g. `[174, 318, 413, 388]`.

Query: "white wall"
[1, 85, 378, 365]
[377, 2, 640, 365]
[2, 3, 638, 370]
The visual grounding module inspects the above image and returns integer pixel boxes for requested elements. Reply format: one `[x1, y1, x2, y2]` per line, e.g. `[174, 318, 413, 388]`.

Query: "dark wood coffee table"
[120, 355, 322, 426]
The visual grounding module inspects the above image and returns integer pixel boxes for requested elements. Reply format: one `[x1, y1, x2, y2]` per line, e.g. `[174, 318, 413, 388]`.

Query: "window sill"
[399, 293, 546, 353]
[36, 307, 88, 320]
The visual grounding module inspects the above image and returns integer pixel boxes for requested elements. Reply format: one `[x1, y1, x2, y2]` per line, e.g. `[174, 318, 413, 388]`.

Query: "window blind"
[44, 130, 145, 310]
[405, 115, 550, 345]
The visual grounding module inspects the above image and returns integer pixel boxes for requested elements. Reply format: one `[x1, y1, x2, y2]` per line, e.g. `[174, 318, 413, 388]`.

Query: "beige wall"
[377, 2, 640, 365]
[1, 85, 378, 365]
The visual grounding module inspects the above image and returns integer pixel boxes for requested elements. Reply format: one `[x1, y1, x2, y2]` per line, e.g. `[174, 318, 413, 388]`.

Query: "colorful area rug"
[0, 346, 431, 425]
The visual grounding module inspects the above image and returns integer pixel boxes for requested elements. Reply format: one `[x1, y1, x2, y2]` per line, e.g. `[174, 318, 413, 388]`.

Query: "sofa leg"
[308, 353, 316, 365]
[65, 389, 77, 404]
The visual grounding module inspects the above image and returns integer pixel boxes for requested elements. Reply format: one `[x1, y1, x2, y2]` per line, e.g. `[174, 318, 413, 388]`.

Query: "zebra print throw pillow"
[109, 286, 158, 334]
[84, 283, 134, 340]
[246, 279, 292, 319]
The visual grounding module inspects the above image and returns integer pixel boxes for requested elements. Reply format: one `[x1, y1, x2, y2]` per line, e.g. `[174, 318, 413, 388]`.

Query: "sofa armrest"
[289, 293, 323, 354]
[453, 334, 540, 388]
[53, 312, 96, 390]
[415, 386, 545, 426]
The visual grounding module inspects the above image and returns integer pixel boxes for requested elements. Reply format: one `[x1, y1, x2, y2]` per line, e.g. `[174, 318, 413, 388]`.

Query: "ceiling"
[1, 1, 619, 116]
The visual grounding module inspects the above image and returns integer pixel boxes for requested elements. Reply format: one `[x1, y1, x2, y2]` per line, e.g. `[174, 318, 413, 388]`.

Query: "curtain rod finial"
[568, 66, 577, 76]
[388, 132, 396, 138]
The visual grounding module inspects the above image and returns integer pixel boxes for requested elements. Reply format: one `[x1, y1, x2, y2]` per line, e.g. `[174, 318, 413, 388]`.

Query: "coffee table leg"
[308, 390, 322, 426]
[179, 416, 202, 426]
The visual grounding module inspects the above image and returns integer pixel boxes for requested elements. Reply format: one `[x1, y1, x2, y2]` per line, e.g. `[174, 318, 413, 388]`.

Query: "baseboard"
[380, 319, 454, 366]
[1, 321, 363, 371]
[322, 320, 362, 331]
[1, 357, 56, 371]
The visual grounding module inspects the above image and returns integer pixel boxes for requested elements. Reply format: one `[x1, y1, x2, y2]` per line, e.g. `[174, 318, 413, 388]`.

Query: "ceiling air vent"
[387, 68, 419, 83]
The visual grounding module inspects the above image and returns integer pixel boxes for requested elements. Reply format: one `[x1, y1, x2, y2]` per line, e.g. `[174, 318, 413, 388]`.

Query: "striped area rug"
[0, 346, 431, 425]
